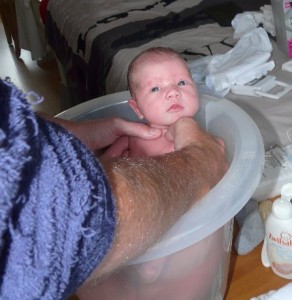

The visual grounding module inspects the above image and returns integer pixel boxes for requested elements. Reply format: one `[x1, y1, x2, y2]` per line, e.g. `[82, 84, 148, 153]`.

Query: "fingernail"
[149, 128, 160, 136]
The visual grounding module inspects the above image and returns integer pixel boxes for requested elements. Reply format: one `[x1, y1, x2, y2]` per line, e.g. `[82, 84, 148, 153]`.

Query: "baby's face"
[129, 55, 199, 128]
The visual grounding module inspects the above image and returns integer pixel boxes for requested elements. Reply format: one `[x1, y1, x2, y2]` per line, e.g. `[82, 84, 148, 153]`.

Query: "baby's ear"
[128, 99, 144, 119]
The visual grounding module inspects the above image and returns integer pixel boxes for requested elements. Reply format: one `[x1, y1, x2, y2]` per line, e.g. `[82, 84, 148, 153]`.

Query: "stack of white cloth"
[232, 5, 275, 38]
[250, 283, 292, 300]
[189, 5, 276, 98]
[188, 27, 275, 97]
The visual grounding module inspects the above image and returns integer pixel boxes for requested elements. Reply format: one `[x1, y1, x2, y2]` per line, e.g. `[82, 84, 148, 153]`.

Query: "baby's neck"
[149, 124, 169, 132]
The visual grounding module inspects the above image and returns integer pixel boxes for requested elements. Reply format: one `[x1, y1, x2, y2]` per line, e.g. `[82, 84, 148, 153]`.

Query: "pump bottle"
[261, 184, 292, 279]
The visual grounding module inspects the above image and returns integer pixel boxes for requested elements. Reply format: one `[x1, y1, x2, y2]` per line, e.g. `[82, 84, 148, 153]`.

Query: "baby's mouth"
[167, 103, 183, 112]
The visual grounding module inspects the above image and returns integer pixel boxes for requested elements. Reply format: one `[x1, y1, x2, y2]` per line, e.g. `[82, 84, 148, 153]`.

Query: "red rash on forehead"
[132, 54, 190, 89]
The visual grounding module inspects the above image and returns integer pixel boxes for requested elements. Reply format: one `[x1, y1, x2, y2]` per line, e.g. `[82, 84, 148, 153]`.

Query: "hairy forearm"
[88, 145, 209, 280]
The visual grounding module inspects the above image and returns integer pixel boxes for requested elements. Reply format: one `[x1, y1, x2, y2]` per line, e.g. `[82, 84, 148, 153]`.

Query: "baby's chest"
[130, 137, 174, 157]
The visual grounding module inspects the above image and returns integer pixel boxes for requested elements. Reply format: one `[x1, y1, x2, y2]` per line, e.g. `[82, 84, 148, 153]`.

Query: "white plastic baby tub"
[58, 91, 264, 300]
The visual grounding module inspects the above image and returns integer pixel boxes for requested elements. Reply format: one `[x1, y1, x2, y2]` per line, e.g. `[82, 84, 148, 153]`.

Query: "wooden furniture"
[0, 0, 20, 57]
[225, 240, 289, 299]
[226, 202, 290, 300]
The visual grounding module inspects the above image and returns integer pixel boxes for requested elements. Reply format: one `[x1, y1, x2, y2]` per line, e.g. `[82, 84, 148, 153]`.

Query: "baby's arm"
[100, 136, 130, 159]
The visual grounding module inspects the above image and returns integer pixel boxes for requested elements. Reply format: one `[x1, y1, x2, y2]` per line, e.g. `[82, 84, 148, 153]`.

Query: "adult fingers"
[113, 119, 162, 140]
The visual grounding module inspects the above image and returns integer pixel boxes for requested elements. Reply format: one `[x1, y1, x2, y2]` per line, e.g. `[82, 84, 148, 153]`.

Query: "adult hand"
[80, 116, 227, 282]
[166, 117, 227, 193]
[52, 117, 162, 153]
[84, 117, 227, 282]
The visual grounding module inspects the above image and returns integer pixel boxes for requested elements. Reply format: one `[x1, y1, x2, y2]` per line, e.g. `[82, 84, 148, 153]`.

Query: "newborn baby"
[102, 46, 199, 158]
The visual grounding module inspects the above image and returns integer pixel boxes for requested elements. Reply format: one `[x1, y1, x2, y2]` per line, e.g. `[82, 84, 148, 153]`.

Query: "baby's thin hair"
[127, 47, 187, 96]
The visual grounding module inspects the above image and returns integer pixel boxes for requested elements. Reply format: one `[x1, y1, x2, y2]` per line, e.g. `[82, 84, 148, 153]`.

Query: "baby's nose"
[166, 86, 181, 99]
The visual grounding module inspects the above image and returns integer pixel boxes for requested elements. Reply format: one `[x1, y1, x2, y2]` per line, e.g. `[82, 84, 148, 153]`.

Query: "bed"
[46, 0, 292, 154]
[45, 0, 270, 106]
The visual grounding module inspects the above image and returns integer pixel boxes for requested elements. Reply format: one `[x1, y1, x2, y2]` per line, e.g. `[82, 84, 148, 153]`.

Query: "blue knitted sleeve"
[0, 79, 116, 299]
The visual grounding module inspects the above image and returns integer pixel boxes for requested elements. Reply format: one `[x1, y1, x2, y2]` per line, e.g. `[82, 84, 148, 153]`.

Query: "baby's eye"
[178, 80, 188, 86]
[150, 86, 160, 93]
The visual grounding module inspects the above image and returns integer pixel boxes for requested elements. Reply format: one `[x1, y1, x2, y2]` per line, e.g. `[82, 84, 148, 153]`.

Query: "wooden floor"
[0, 16, 62, 116]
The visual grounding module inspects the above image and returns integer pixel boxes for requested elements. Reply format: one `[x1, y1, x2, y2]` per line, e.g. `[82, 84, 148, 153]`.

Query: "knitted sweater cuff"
[0, 78, 116, 299]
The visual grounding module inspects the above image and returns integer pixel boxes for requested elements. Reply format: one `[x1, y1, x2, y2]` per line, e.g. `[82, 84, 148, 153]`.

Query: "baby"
[102, 46, 199, 158]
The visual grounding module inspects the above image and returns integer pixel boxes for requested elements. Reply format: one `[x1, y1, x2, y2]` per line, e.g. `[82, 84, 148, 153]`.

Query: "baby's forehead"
[137, 52, 177, 65]
[133, 54, 188, 79]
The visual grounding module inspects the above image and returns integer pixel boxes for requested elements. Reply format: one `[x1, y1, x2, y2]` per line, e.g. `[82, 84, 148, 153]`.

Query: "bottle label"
[269, 232, 292, 246]
[268, 231, 292, 277]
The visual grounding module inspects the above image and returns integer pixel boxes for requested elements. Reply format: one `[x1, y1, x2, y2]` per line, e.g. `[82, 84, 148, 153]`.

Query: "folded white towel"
[250, 283, 292, 300]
